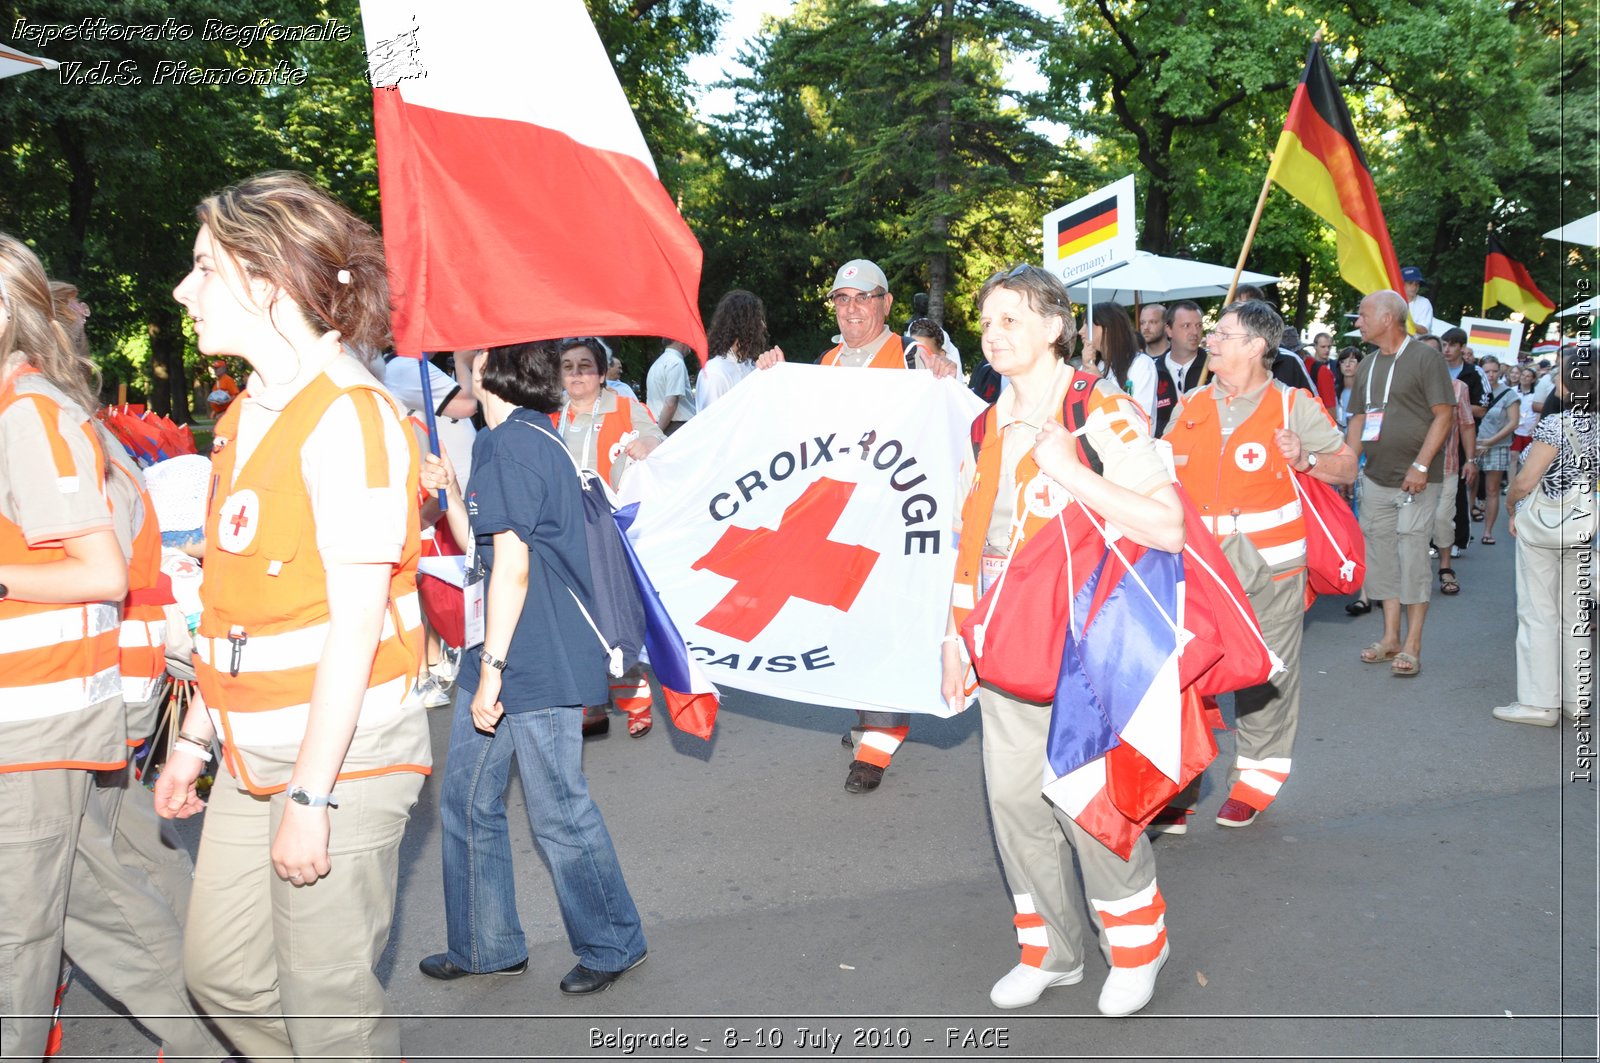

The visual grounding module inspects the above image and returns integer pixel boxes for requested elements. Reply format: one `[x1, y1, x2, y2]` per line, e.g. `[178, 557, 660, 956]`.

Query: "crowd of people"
[1, 167, 1591, 1060]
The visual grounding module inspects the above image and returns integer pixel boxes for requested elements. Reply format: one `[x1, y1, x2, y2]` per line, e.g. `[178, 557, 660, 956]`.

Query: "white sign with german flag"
[1043, 174, 1137, 286]
[1459, 316, 1525, 359]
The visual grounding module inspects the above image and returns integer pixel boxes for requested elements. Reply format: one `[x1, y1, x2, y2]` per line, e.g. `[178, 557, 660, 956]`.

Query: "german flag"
[1467, 321, 1516, 350]
[1483, 233, 1555, 324]
[1266, 42, 1404, 298]
[1057, 196, 1119, 258]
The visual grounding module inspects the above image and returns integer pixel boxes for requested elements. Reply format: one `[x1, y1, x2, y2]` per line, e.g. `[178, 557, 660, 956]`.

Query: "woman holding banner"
[941, 265, 1186, 1017]
[160, 171, 430, 1060]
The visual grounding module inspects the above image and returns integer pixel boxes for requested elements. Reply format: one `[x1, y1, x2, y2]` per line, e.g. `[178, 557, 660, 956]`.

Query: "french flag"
[614, 502, 719, 741]
[1042, 542, 1218, 859]
[358, 0, 708, 357]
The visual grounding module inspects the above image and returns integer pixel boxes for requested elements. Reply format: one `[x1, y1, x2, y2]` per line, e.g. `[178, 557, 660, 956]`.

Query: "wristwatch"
[1410, 461, 1429, 473]
[1303, 452, 1319, 470]
[480, 648, 509, 671]
[287, 785, 338, 809]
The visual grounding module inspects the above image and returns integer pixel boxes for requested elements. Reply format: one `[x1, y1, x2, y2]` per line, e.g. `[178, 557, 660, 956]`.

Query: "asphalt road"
[52, 529, 1599, 1062]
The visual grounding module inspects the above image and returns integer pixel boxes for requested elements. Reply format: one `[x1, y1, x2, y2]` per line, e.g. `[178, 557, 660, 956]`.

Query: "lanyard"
[559, 399, 601, 471]
[1364, 347, 1402, 411]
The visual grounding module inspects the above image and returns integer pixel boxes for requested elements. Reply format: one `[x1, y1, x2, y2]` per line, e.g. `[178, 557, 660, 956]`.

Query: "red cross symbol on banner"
[228, 505, 250, 536]
[691, 477, 881, 642]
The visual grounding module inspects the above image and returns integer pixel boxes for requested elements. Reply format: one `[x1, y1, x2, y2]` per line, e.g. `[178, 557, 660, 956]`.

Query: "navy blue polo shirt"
[455, 408, 609, 711]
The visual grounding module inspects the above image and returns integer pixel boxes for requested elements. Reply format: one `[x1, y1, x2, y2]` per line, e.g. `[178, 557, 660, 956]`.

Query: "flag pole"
[417, 356, 447, 512]
[1225, 175, 1274, 306]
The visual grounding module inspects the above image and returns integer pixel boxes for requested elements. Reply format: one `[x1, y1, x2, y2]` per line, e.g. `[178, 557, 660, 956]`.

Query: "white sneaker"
[1450, 545, 1462, 558]
[430, 647, 460, 683]
[405, 675, 453, 710]
[989, 962, 1084, 1009]
[1492, 702, 1559, 727]
[1097, 942, 1170, 1016]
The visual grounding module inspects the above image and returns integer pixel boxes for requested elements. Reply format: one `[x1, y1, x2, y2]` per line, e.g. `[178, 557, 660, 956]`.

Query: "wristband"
[1410, 462, 1429, 473]
[941, 635, 961, 644]
[173, 738, 213, 764]
[177, 729, 212, 748]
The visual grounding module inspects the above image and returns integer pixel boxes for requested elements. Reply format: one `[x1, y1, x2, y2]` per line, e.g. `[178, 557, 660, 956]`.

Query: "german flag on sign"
[1057, 197, 1119, 258]
[1483, 233, 1556, 324]
[1468, 322, 1516, 350]
[1266, 42, 1404, 298]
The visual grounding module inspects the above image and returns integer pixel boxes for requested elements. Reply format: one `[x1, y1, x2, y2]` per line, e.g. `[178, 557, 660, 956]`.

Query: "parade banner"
[1043, 175, 1137, 286]
[1459, 315, 1524, 358]
[618, 364, 986, 716]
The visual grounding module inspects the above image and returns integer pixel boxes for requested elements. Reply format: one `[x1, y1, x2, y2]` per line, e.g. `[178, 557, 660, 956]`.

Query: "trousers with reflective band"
[1090, 881, 1169, 968]
[0, 375, 126, 771]
[1164, 381, 1306, 566]
[196, 373, 425, 794]
[819, 333, 910, 370]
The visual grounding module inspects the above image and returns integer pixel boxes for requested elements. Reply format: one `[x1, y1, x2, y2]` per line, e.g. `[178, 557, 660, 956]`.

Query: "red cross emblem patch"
[215, 489, 261, 554]
[1234, 441, 1268, 473]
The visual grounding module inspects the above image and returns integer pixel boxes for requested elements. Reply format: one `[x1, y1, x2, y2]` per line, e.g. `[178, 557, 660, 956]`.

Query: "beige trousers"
[184, 764, 422, 1063]
[0, 763, 220, 1060]
[1516, 537, 1596, 712]
[978, 684, 1161, 971]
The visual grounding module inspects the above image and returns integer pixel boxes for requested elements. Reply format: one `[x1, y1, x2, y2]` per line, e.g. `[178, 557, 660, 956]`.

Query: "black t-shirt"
[456, 409, 609, 711]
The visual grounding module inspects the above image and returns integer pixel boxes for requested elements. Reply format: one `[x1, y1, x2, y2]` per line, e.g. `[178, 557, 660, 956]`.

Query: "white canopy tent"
[1557, 296, 1599, 318]
[1065, 251, 1281, 305]
[1544, 212, 1600, 247]
[0, 43, 57, 80]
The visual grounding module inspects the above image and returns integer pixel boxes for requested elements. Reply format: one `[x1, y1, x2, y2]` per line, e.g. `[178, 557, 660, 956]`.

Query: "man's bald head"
[1356, 290, 1410, 352]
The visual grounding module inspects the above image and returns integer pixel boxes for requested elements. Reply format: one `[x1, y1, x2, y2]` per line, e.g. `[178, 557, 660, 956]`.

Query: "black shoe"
[582, 713, 610, 738]
[1344, 598, 1372, 616]
[844, 760, 884, 793]
[559, 952, 647, 995]
[419, 953, 528, 980]
[840, 729, 855, 749]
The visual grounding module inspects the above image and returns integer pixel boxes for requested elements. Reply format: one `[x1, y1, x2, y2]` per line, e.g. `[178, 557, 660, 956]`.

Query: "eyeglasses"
[562, 365, 601, 376]
[1206, 330, 1250, 344]
[829, 291, 886, 309]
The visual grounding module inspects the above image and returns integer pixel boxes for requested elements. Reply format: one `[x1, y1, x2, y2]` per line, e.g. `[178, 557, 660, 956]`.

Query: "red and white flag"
[358, 0, 707, 357]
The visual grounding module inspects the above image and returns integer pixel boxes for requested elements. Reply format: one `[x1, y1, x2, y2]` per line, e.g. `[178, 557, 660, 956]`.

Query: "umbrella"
[1544, 211, 1600, 248]
[1065, 251, 1281, 304]
[1556, 296, 1598, 318]
[0, 43, 57, 80]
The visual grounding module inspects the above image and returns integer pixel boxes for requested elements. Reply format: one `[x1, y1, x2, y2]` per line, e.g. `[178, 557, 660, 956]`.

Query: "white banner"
[618, 364, 986, 716]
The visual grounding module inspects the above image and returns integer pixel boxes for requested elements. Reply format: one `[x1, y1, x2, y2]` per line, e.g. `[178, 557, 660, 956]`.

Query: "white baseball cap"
[829, 259, 889, 296]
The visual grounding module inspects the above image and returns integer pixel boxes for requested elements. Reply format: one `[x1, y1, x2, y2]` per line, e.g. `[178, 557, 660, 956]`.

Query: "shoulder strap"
[1062, 371, 1105, 477]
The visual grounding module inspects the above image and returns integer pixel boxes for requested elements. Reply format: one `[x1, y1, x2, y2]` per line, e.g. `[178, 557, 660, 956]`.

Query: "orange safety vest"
[951, 369, 1107, 626]
[819, 333, 911, 370]
[0, 370, 126, 773]
[1164, 381, 1306, 570]
[550, 394, 651, 488]
[195, 372, 428, 795]
[100, 431, 172, 734]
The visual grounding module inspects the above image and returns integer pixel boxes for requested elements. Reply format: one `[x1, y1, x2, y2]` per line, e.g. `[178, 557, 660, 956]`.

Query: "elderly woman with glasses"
[556, 337, 664, 737]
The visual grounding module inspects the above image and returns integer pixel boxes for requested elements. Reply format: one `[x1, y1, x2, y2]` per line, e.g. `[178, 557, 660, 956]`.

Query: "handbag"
[1282, 387, 1365, 597]
[1517, 418, 1596, 550]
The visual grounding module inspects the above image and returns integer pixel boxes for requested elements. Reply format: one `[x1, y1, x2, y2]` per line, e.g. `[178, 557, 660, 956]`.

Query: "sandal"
[1439, 568, 1461, 595]
[627, 707, 652, 738]
[1344, 598, 1373, 616]
[1360, 641, 1400, 664]
[1391, 652, 1421, 677]
[1472, 507, 1485, 522]
[1481, 535, 1496, 545]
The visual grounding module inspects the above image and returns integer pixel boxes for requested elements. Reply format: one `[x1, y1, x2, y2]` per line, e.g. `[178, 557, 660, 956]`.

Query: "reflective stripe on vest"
[1166, 382, 1306, 564]
[0, 373, 126, 771]
[199, 372, 426, 794]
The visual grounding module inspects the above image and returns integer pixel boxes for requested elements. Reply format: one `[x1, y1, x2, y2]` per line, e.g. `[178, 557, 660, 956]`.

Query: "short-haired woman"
[942, 265, 1186, 1017]
[418, 339, 648, 994]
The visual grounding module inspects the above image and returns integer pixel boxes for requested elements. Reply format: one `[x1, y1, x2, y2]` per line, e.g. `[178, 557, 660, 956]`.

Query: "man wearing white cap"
[759, 258, 958, 793]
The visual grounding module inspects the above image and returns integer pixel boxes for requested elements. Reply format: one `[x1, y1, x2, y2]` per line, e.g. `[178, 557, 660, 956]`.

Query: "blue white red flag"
[613, 502, 718, 740]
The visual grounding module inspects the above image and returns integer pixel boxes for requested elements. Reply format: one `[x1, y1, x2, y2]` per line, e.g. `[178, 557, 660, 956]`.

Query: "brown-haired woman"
[0, 234, 222, 1058]
[158, 171, 429, 1060]
[697, 289, 775, 410]
[942, 264, 1185, 1017]
[1083, 302, 1157, 416]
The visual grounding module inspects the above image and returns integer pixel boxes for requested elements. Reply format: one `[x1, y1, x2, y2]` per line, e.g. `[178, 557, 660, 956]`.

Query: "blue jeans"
[440, 687, 646, 973]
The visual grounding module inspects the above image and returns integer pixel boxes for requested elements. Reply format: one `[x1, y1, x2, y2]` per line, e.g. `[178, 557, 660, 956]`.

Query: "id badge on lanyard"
[463, 534, 486, 650]
[1362, 350, 1402, 443]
